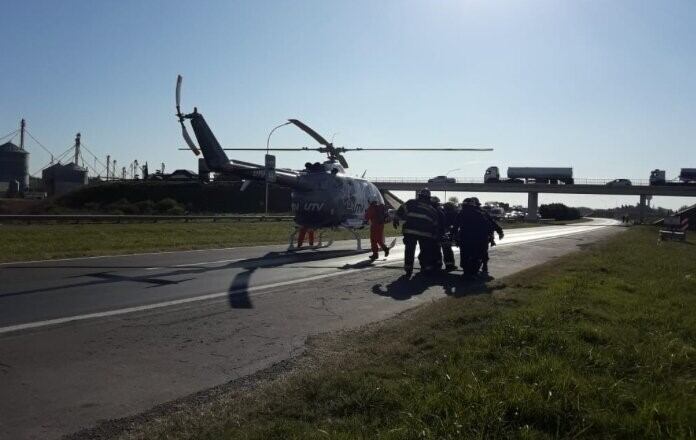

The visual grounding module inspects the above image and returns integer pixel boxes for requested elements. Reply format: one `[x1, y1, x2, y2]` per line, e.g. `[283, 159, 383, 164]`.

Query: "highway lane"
[0, 218, 617, 332]
[0, 218, 621, 439]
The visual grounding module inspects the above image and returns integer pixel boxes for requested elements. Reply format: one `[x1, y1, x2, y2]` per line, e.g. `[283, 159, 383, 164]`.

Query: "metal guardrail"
[0, 214, 295, 224]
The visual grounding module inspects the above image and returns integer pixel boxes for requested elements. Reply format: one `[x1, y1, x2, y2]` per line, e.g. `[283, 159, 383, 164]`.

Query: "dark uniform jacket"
[453, 204, 491, 246]
[442, 203, 459, 237]
[396, 198, 444, 239]
[482, 210, 503, 237]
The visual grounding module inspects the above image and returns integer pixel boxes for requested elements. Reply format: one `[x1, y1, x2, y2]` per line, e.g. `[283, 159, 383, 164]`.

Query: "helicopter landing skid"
[287, 228, 334, 251]
[343, 227, 362, 250]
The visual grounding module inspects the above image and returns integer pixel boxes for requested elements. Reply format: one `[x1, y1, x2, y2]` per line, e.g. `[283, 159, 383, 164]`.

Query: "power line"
[24, 129, 55, 158]
[0, 129, 19, 142]
[79, 142, 108, 170]
[30, 144, 74, 176]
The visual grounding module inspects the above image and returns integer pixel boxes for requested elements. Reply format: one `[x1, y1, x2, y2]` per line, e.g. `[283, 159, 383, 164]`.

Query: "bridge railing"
[372, 177, 651, 186]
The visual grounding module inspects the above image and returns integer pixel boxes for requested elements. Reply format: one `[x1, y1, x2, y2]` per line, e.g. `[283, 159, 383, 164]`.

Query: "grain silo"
[42, 162, 89, 196]
[0, 141, 29, 193]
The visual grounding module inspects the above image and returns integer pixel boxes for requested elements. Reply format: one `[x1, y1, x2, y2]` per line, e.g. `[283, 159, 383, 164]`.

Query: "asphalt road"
[0, 218, 621, 439]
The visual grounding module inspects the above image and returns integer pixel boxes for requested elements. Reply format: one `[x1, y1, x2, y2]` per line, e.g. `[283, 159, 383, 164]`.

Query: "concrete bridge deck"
[372, 180, 696, 197]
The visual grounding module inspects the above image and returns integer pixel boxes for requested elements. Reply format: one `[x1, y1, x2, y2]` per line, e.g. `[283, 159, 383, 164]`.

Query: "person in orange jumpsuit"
[297, 226, 315, 248]
[364, 200, 390, 260]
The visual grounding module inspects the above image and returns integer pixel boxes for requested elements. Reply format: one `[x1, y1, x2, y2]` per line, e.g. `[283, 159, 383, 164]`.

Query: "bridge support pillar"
[639, 194, 647, 224]
[526, 192, 539, 221]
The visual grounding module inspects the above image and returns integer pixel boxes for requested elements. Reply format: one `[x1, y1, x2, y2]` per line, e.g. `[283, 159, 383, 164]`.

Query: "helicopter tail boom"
[188, 112, 232, 172]
[186, 110, 308, 189]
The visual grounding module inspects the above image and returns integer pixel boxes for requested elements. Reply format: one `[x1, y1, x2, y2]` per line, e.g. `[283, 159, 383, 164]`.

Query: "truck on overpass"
[484, 166, 574, 185]
[650, 168, 696, 185]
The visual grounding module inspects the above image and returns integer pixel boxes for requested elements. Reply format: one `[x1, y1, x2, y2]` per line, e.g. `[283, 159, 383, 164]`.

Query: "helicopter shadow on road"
[227, 249, 366, 309]
[371, 271, 493, 301]
[0, 249, 364, 306]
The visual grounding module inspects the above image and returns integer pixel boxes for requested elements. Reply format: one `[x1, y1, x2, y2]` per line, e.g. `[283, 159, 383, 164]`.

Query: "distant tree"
[539, 203, 582, 220]
[448, 196, 459, 204]
[576, 206, 594, 217]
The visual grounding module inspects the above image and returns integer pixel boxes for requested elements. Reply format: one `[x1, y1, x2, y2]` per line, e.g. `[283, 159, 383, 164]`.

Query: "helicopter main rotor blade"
[335, 153, 349, 168]
[176, 75, 183, 115]
[220, 147, 316, 151]
[176, 147, 322, 151]
[287, 119, 331, 146]
[337, 147, 494, 152]
[175, 75, 200, 156]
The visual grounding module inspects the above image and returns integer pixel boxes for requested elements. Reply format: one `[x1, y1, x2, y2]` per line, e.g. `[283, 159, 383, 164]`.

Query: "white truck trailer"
[650, 168, 696, 185]
[679, 168, 696, 183]
[484, 166, 574, 184]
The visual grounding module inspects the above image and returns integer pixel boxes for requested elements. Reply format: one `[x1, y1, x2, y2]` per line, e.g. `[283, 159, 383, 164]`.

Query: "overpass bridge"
[372, 178, 696, 221]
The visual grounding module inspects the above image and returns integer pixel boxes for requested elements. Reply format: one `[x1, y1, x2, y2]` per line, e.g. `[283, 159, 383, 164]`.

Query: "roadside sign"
[265, 154, 276, 183]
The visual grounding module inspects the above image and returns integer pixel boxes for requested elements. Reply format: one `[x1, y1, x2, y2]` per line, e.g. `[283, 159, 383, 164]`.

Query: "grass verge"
[0, 219, 571, 263]
[0, 221, 393, 263]
[116, 226, 695, 439]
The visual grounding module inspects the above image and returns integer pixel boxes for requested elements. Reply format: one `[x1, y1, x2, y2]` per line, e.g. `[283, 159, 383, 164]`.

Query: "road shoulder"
[56, 225, 624, 439]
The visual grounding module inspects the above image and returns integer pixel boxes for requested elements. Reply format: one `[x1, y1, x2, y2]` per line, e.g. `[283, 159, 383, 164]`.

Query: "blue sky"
[1, 0, 695, 209]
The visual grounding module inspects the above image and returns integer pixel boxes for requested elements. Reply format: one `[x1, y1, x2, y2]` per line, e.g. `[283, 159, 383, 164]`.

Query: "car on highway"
[427, 175, 456, 184]
[504, 210, 525, 221]
[606, 178, 632, 186]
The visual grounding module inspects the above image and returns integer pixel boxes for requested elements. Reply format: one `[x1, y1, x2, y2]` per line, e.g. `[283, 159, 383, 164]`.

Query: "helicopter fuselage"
[291, 169, 383, 229]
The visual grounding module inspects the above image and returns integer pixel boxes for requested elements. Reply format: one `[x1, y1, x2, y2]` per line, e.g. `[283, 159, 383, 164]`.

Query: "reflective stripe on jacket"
[397, 199, 441, 239]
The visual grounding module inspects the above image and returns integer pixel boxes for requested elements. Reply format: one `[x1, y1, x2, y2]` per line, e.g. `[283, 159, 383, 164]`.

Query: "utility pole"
[112, 160, 117, 179]
[265, 122, 290, 215]
[74, 133, 81, 165]
[106, 155, 111, 180]
[122, 167, 126, 180]
[19, 119, 25, 150]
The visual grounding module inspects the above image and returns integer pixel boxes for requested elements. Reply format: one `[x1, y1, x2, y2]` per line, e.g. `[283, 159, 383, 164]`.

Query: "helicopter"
[175, 75, 493, 250]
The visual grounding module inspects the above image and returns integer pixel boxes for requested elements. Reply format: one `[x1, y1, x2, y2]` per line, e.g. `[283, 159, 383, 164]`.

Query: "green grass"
[119, 227, 695, 439]
[0, 221, 391, 263]
[0, 219, 575, 263]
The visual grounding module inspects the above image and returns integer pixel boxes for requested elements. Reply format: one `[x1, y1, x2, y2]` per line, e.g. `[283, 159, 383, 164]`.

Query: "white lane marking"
[0, 263, 381, 335]
[0, 220, 617, 334]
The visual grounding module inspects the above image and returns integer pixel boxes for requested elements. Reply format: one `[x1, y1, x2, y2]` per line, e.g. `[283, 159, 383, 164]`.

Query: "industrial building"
[0, 141, 29, 194]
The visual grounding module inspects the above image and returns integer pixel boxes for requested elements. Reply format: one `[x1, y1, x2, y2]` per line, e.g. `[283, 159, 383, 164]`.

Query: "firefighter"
[297, 226, 315, 248]
[441, 201, 459, 271]
[394, 188, 444, 276]
[429, 196, 444, 269]
[453, 198, 491, 278]
[469, 197, 504, 275]
[364, 199, 390, 260]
